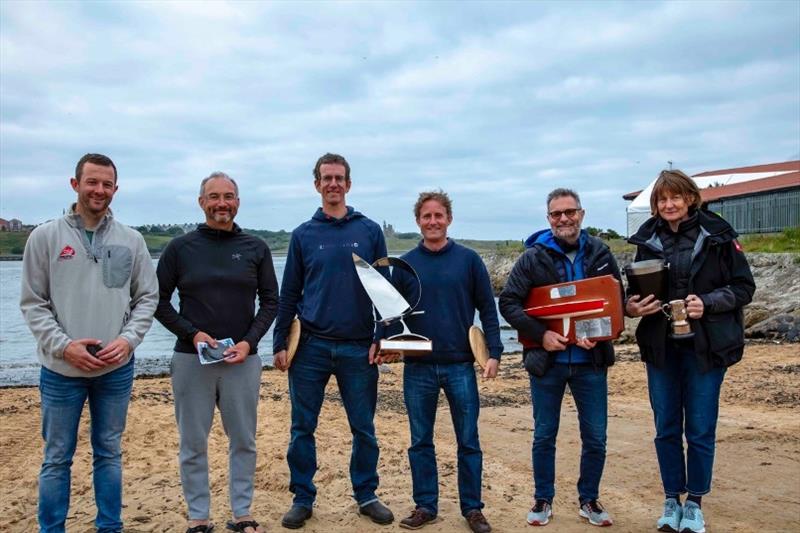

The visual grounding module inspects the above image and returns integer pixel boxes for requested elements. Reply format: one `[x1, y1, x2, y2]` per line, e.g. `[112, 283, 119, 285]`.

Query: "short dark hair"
[414, 189, 453, 219]
[75, 153, 117, 182]
[546, 188, 581, 210]
[313, 153, 350, 182]
[649, 169, 702, 215]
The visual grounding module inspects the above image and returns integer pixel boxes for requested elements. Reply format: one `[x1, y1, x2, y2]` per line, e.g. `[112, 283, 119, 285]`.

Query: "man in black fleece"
[155, 172, 278, 533]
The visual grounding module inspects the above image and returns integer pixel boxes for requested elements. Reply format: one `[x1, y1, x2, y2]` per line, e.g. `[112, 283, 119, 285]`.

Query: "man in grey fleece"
[20, 153, 158, 533]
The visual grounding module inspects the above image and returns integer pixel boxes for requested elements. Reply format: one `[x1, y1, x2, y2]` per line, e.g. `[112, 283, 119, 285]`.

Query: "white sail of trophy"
[352, 253, 432, 355]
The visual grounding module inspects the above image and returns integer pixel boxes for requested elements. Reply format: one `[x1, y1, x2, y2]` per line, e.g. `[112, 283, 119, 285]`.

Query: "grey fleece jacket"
[20, 205, 158, 377]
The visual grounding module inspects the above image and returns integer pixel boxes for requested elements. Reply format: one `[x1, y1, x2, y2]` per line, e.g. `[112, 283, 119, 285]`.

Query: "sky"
[1, 0, 798, 239]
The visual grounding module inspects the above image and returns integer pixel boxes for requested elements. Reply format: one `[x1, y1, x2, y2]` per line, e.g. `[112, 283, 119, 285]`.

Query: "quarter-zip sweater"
[383, 239, 504, 364]
[272, 206, 387, 352]
[155, 223, 279, 355]
[20, 205, 158, 377]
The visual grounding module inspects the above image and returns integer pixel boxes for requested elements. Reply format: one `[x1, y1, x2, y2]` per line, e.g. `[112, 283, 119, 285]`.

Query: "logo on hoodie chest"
[319, 241, 359, 250]
[58, 245, 76, 261]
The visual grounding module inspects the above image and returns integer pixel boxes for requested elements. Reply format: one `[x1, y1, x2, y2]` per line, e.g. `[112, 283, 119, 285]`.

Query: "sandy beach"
[1, 342, 798, 532]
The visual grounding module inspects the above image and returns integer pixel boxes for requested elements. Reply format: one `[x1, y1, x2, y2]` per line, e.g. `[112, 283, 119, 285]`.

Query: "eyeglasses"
[547, 208, 582, 220]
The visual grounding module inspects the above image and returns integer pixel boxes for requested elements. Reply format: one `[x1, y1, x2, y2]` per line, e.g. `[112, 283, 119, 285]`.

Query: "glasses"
[547, 208, 582, 220]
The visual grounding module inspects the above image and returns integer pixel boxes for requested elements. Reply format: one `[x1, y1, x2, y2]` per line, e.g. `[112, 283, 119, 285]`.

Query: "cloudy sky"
[1, 0, 798, 239]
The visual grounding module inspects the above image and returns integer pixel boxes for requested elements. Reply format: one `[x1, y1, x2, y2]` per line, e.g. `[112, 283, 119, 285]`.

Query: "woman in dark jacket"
[625, 170, 755, 533]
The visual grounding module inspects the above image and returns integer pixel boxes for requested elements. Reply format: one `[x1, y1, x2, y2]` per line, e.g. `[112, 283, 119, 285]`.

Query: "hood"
[629, 208, 737, 246]
[311, 206, 364, 226]
[525, 228, 588, 254]
[197, 222, 242, 238]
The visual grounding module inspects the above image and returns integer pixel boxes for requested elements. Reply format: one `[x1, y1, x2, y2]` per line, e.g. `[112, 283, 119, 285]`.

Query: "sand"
[1, 342, 798, 532]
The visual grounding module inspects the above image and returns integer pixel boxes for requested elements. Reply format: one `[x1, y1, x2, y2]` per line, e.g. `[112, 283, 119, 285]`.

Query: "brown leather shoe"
[465, 510, 492, 533]
[399, 508, 436, 530]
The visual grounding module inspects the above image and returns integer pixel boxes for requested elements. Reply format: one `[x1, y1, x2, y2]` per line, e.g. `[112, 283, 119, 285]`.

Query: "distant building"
[623, 161, 800, 235]
[0, 218, 23, 231]
[382, 220, 396, 238]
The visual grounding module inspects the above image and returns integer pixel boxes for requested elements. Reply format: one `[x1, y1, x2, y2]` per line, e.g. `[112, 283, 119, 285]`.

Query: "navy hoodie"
[382, 239, 503, 364]
[273, 206, 387, 352]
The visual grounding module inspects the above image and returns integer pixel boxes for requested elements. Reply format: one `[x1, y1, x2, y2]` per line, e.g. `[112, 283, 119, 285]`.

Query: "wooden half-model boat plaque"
[518, 275, 623, 349]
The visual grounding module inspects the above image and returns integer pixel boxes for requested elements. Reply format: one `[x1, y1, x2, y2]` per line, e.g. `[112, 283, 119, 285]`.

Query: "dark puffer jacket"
[499, 229, 621, 370]
[628, 209, 755, 372]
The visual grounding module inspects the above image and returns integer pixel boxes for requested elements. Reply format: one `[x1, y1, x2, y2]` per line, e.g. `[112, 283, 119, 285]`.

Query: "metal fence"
[707, 188, 800, 234]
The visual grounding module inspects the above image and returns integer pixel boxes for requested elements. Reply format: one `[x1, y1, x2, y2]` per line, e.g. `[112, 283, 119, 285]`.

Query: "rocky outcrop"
[481, 251, 800, 342]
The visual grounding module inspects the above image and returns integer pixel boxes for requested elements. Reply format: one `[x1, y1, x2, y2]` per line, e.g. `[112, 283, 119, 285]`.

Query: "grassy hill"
[0, 232, 29, 255]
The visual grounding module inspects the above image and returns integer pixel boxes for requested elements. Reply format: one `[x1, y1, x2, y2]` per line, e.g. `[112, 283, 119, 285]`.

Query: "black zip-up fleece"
[628, 209, 755, 371]
[155, 223, 279, 355]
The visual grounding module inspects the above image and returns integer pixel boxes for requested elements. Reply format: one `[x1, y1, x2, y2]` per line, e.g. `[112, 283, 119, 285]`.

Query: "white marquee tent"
[625, 171, 793, 236]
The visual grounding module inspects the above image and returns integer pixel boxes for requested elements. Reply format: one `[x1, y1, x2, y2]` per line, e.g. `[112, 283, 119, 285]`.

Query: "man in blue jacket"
[499, 188, 620, 528]
[273, 153, 393, 528]
[381, 191, 502, 533]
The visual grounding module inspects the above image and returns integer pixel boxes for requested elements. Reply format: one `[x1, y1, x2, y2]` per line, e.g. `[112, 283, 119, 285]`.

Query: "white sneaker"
[656, 498, 682, 532]
[527, 500, 553, 526]
[678, 501, 705, 533]
[578, 500, 613, 527]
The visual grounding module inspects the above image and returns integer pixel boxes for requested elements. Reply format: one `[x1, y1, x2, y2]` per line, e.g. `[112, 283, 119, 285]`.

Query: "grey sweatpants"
[171, 352, 262, 519]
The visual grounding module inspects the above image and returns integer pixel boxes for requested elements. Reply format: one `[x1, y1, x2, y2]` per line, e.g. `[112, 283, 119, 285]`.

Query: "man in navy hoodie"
[499, 188, 620, 528]
[381, 191, 502, 533]
[272, 153, 394, 528]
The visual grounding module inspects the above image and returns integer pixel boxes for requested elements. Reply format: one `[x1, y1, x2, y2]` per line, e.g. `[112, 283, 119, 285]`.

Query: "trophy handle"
[660, 303, 672, 318]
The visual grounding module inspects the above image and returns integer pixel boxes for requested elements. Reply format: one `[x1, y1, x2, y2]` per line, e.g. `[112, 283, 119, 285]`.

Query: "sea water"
[0, 257, 520, 386]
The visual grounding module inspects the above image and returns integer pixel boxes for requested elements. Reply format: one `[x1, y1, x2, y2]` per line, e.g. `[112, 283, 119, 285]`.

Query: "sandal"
[186, 525, 215, 533]
[226, 519, 262, 532]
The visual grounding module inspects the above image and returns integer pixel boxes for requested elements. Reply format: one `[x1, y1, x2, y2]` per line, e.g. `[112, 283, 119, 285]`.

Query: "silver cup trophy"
[352, 253, 432, 356]
[661, 299, 694, 339]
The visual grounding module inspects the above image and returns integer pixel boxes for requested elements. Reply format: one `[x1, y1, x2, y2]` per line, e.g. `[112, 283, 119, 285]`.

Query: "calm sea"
[0, 257, 520, 386]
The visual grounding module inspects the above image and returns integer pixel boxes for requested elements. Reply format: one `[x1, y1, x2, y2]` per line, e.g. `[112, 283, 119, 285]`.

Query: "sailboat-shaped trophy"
[352, 253, 433, 356]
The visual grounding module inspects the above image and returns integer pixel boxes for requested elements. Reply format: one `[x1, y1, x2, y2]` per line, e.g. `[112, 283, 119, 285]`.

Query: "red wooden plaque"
[517, 275, 624, 349]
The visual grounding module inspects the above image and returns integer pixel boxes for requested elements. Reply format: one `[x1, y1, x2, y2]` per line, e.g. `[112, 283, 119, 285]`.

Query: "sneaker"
[465, 510, 492, 533]
[399, 508, 436, 530]
[678, 501, 705, 533]
[526, 500, 553, 526]
[579, 500, 613, 527]
[657, 498, 682, 532]
[359, 499, 395, 525]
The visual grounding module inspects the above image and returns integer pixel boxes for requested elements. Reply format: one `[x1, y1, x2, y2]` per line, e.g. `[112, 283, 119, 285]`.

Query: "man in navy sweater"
[272, 153, 394, 528]
[381, 191, 502, 533]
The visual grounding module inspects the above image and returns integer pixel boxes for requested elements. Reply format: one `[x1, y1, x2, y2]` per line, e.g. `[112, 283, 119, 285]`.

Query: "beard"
[553, 224, 580, 243]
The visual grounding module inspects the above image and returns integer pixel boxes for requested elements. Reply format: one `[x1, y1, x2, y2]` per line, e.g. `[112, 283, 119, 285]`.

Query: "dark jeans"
[404, 362, 483, 517]
[287, 335, 379, 507]
[38, 358, 134, 533]
[646, 342, 726, 497]
[529, 363, 608, 503]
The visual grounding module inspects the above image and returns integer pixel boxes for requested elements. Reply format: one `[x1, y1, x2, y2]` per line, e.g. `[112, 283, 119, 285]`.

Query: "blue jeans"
[529, 363, 608, 503]
[646, 342, 726, 497]
[38, 358, 134, 533]
[287, 335, 379, 507]
[404, 362, 483, 517]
